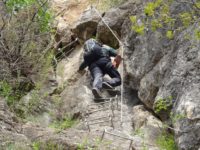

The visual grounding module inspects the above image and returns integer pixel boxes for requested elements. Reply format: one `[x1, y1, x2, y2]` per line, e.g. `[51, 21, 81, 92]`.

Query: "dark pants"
[89, 58, 121, 90]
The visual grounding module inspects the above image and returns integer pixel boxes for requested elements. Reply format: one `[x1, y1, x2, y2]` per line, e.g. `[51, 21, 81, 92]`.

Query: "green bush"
[50, 116, 79, 132]
[154, 96, 173, 113]
[156, 131, 178, 150]
[0, 0, 54, 110]
[130, 0, 200, 40]
[0, 81, 23, 106]
[32, 141, 64, 150]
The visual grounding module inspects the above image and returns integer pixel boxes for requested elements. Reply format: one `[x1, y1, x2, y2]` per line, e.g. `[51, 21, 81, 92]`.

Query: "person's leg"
[104, 64, 121, 87]
[90, 65, 103, 98]
[90, 66, 103, 89]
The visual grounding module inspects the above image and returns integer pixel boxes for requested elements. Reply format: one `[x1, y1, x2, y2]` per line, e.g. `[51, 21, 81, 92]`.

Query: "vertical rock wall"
[94, 0, 200, 149]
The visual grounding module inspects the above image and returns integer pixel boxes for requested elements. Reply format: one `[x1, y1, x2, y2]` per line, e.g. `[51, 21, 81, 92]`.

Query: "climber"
[78, 38, 122, 98]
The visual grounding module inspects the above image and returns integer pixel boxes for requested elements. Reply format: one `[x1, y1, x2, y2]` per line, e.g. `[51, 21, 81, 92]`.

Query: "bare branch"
[17, 0, 49, 54]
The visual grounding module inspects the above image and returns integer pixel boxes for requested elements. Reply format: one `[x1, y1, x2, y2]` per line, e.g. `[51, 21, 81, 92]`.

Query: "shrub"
[0, 80, 24, 106]
[156, 131, 178, 150]
[130, 0, 200, 40]
[32, 141, 64, 150]
[0, 0, 54, 107]
[50, 116, 79, 132]
[154, 96, 173, 114]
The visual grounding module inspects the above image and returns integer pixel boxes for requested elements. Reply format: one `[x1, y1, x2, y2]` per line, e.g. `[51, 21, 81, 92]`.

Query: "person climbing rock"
[78, 38, 122, 98]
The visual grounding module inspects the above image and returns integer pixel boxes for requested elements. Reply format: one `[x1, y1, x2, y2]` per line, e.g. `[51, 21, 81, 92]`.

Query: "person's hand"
[77, 69, 86, 75]
[112, 55, 122, 69]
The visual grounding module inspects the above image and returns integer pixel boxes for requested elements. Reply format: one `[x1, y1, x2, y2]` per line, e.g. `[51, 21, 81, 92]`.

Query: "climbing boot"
[92, 88, 102, 98]
[107, 89, 121, 96]
[102, 82, 113, 90]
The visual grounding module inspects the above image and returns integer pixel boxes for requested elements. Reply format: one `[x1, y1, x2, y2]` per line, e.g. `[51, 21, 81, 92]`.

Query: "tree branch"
[17, 0, 49, 54]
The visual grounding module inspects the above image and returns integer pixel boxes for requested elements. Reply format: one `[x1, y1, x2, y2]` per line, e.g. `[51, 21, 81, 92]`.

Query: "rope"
[91, 6, 122, 46]
[91, 6, 125, 124]
[120, 45, 124, 125]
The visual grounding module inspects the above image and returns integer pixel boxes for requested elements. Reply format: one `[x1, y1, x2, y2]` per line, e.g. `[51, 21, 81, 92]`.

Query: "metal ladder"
[83, 96, 118, 132]
[101, 129, 134, 150]
[82, 95, 134, 149]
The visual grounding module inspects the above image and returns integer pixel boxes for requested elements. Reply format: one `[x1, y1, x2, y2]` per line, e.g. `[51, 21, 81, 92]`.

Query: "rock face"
[53, 17, 80, 62]
[57, 0, 200, 148]
[54, 17, 75, 54]
[93, 0, 200, 149]
[97, 2, 137, 48]
[71, 8, 101, 41]
[1, 0, 199, 149]
[0, 97, 31, 149]
[170, 25, 200, 150]
[121, 2, 200, 150]
[132, 105, 162, 150]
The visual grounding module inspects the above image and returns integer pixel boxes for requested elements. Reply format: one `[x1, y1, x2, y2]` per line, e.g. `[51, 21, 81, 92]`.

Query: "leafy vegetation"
[0, 81, 15, 105]
[153, 95, 186, 149]
[131, 0, 200, 40]
[0, 0, 54, 113]
[132, 129, 148, 150]
[77, 137, 113, 150]
[132, 118, 179, 150]
[156, 130, 178, 150]
[77, 138, 89, 150]
[154, 96, 173, 113]
[170, 112, 186, 124]
[32, 141, 64, 150]
[50, 116, 79, 132]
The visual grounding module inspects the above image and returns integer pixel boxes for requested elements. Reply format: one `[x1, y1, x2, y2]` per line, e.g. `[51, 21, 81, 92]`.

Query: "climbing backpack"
[83, 39, 103, 65]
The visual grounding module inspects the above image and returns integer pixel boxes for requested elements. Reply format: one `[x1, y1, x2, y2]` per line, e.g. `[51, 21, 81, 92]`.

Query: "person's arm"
[79, 61, 88, 71]
[102, 45, 117, 57]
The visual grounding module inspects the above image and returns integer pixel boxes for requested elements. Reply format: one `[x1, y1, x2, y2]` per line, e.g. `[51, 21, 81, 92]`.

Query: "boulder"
[71, 8, 101, 41]
[132, 105, 162, 150]
[174, 84, 200, 150]
[54, 17, 74, 54]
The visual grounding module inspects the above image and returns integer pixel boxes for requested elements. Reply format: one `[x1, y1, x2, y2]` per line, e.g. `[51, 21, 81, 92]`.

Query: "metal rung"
[87, 119, 110, 126]
[104, 130, 133, 141]
[86, 107, 109, 114]
[86, 116, 110, 122]
[86, 119, 113, 132]
[87, 96, 118, 107]
[101, 129, 133, 150]
[88, 100, 112, 106]
[86, 115, 114, 132]
[94, 97, 116, 100]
